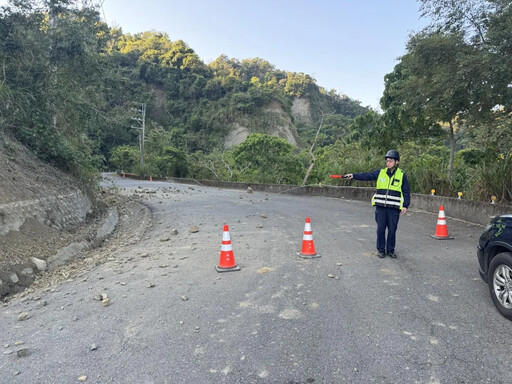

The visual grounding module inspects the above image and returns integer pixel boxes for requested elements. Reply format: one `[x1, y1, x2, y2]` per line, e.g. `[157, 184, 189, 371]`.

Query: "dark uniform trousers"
[375, 205, 400, 254]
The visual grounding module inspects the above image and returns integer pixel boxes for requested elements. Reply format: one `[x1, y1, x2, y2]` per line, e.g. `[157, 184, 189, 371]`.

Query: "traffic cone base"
[215, 264, 241, 272]
[430, 234, 454, 240]
[298, 217, 321, 258]
[430, 205, 454, 240]
[297, 252, 321, 259]
[216, 224, 241, 273]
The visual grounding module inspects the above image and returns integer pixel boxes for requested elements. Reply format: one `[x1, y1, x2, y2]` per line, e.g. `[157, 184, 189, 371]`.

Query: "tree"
[155, 147, 188, 177]
[417, 0, 512, 150]
[161, 39, 209, 75]
[419, 0, 495, 44]
[239, 58, 275, 83]
[188, 149, 238, 181]
[347, 111, 393, 152]
[284, 72, 317, 97]
[233, 133, 305, 184]
[208, 54, 240, 78]
[110, 145, 140, 173]
[381, 32, 476, 177]
[0, 0, 110, 178]
[302, 112, 334, 186]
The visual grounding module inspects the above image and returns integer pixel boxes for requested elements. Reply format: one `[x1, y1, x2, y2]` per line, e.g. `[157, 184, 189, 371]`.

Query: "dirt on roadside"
[0, 133, 151, 301]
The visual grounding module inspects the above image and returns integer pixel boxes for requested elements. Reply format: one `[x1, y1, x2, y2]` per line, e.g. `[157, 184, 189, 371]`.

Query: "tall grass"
[471, 152, 512, 203]
[318, 142, 512, 204]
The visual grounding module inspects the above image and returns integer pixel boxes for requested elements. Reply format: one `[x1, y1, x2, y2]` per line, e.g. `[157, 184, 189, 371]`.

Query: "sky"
[1, 0, 430, 110]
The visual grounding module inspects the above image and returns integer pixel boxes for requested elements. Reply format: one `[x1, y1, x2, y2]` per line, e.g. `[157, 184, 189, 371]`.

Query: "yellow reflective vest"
[371, 168, 404, 210]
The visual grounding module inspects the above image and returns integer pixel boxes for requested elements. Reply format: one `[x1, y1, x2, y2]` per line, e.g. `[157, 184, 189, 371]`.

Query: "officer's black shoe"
[388, 252, 397, 258]
[377, 252, 386, 258]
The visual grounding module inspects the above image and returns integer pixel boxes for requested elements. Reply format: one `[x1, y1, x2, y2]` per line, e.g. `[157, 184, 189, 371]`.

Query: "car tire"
[488, 252, 512, 320]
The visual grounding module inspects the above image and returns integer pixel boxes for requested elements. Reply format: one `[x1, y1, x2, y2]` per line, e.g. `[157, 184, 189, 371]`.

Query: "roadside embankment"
[0, 191, 92, 236]
[0, 192, 119, 298]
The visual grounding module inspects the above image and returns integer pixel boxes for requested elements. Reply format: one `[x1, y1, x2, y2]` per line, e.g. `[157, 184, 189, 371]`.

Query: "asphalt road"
[1, 174, 511, 384]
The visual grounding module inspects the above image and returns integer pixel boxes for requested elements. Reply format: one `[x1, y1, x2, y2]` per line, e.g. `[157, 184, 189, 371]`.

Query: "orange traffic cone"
[150, 176, 153, 182]
[216, 224, 241, 272]
[298, 217, 321, 258]
[430, 205, 454, 240]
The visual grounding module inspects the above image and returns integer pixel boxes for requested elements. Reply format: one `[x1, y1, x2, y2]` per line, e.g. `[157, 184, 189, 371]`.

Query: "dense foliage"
[0, 0, 510, 203]
[376, 0, 511, 202]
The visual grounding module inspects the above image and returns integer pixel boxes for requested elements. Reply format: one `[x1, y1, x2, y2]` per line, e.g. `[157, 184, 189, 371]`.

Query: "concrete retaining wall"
[168, 178, 511, 226]
[0, 191, 92, 236]
[0, 189, 94, 298]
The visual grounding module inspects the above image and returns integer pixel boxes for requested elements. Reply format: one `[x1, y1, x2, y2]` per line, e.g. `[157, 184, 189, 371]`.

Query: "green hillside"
[0, 0, 510, 202]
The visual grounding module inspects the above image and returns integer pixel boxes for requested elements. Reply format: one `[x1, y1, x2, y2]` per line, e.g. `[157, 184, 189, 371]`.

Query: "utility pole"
[131, 102, 146, 177]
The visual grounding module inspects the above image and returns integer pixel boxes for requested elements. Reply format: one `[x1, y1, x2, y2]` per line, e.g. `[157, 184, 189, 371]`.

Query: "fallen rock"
[100, 293, 110, 307]
[16, 348, 29, 357]
[17, 312, 30, 321]
[30, 257, 48, 271]
[189, 226, 199, 233]
[10, 273, 19, 284]
[21, 268, 34, 276]
[247, 187, 253, 193]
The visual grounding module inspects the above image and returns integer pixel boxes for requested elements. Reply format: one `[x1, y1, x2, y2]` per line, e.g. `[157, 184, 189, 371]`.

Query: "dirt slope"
[0, 135, 81, 205]
[0, 134, 149, 299]
[0, 133, 85, 259]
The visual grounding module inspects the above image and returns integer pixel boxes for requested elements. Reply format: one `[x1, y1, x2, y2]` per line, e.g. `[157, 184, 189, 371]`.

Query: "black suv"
[478, 214, 512, 320]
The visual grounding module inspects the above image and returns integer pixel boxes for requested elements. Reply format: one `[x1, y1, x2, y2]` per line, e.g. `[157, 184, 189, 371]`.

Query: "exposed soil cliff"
[224, 98, 307, 148]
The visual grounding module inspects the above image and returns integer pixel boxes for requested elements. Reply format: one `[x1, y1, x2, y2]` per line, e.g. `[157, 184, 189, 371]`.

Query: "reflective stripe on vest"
[371, 168, 404, 209]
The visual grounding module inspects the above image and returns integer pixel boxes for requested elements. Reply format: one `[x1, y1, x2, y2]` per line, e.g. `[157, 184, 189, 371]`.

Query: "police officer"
[345, 150, 410, 258]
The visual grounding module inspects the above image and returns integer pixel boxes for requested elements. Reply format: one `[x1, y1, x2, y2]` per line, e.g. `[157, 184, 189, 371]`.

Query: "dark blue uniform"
[353, 168, 410, 255]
